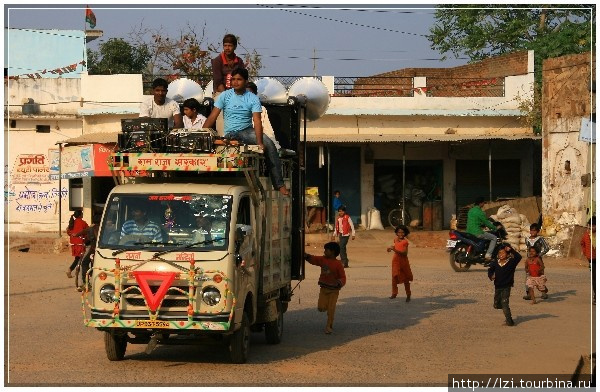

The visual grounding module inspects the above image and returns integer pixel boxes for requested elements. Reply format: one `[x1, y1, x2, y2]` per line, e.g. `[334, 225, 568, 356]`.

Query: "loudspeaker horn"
[167, 78, 204, 104]
[288, 77, 330, 121]
[254, 77, 288, 104]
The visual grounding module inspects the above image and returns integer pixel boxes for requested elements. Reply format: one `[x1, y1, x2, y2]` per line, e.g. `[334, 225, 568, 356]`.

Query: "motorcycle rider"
[466, 196, 498, 262]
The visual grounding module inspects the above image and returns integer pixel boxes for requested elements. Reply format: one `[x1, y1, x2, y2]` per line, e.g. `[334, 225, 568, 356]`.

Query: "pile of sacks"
[490, 205, 531, 252]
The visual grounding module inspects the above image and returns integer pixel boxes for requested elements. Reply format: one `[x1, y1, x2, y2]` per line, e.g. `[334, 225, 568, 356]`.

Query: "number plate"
[135, 320, 171, 329]
[446, 240, 458, 248]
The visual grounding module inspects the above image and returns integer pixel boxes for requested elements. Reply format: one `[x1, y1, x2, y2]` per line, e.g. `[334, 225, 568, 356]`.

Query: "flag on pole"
[85, 7, 96, 29]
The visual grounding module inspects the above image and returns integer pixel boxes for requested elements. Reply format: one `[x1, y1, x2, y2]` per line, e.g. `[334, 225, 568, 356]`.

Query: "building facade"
[304, 51, 539, 229]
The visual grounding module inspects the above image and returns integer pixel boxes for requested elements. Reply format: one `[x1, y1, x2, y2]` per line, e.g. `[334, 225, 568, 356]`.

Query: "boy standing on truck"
[304, 242, 346, 334]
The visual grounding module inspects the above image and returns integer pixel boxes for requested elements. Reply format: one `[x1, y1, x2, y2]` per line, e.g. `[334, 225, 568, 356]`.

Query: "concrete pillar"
[443, 143, 456, 228]
[360, 146, 374, 229]
[321, 76, 335, 95]
[521, 141, 534, 197]
[83, 177, 93, 223]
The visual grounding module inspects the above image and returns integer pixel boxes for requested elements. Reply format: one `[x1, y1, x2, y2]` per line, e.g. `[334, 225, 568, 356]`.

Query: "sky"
[3, 2, 472, 77]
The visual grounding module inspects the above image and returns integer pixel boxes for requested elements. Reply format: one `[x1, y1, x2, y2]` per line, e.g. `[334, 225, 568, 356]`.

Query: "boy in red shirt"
[304, 242, 346, 334]
[524, 246, 548, 304]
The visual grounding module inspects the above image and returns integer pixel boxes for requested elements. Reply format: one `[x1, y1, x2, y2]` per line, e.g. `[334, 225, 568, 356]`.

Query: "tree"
[87, 38, 151, 75]
[429, 6, 594, 62]
[128, 23, 263, 88]
[428, 6, 595, 131]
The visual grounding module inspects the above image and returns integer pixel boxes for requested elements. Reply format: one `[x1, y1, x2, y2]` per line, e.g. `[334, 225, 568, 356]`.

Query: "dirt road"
[5, 230, 595, 386]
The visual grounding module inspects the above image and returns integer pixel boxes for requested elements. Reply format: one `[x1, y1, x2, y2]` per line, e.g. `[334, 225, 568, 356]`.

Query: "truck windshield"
[98, 193, 232, 251]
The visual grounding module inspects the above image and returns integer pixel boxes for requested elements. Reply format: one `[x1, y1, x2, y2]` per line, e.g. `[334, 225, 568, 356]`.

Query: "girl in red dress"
[387, 225, 413, 302]
[66, 210, 88, 278]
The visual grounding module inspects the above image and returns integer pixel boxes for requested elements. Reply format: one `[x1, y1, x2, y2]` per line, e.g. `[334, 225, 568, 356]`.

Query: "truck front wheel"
[265, 300, 283, 344]
[104, 331, 127, 361]
[229, 312, 250, 364]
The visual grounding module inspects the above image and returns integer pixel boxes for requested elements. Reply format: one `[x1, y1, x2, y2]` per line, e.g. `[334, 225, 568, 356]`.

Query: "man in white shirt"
[139, 78, 183, 129]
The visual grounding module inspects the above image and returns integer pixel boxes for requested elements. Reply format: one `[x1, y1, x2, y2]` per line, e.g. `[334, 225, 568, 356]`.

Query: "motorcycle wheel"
[449, 244, 472, 272]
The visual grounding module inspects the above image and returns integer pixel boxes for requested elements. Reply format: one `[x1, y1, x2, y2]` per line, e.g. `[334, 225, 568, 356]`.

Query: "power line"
[285, 5, 436, 15]
[6, 27, 84, 39]
[259, 4, 427, 37]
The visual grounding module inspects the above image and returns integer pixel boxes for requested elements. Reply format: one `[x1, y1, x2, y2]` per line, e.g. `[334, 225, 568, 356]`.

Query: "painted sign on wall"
[11, 154, 51, 184]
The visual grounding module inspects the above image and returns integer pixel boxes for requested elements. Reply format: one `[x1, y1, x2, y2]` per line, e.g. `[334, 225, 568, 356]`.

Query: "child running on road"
[523, 223, 549, 300]
[524, 246, 548, 304]
[387, 225, 413, 302]
[304, 242, 346, 334]
[488, 244, 522, 326]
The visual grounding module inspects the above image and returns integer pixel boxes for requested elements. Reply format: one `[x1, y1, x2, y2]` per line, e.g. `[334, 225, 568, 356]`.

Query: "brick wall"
[355, 50, 529, 97]
[542, 52, 595, 123]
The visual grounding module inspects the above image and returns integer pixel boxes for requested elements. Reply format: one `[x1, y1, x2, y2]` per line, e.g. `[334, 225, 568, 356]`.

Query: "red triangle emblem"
[132, 271, 177, 312]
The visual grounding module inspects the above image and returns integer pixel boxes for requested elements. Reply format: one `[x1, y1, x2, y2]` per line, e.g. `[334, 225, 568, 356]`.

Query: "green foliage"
[428, 5, 595, 130]
[87, 38, 151, 75]
[429, 6, 594, 62]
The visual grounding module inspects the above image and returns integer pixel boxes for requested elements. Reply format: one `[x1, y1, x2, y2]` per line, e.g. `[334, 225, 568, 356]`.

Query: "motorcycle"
[446, 220, 508, 272]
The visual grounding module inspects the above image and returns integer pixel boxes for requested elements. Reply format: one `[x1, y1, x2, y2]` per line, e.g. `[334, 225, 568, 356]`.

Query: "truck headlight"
[99, 284, 116, 303]
[202, 287, 221, 306]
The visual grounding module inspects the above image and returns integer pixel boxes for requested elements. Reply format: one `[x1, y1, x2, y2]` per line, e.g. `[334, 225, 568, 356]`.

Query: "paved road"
[5, 234, 595, 386]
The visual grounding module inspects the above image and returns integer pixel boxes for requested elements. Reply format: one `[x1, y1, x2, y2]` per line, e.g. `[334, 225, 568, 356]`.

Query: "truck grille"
[124, 298, 190, 308]
[123, 285, 191, 309]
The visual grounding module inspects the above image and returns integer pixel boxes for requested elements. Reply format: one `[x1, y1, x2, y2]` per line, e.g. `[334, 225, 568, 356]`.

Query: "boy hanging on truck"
[304, 242, 346, 334]
[203, 68, 290, 196]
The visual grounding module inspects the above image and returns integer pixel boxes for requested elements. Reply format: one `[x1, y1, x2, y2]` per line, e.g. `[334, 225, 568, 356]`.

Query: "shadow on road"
[513, 313, 558, 325]
[123, 293, 476, 364]
[540, 289, 577, 303]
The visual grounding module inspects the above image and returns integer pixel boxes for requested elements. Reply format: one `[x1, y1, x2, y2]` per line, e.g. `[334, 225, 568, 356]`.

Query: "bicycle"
[387, 201, 411, 227]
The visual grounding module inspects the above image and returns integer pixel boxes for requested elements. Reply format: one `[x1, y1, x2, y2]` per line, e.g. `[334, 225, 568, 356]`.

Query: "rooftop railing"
[143, 74, 505, 98]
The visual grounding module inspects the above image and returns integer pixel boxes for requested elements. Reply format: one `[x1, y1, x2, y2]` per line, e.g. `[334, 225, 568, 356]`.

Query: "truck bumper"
[87, 310, 233, 331]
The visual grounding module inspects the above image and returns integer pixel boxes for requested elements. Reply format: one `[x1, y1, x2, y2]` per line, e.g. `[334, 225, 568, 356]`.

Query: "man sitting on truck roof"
[203, 68, 290, 196]
[120, 205, 164, 243]
[139, 78, 184, 129]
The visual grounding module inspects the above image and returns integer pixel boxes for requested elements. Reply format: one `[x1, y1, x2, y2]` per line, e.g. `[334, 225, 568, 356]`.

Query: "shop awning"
[61, 132, 119, 145]
[303, 133, 541, 143]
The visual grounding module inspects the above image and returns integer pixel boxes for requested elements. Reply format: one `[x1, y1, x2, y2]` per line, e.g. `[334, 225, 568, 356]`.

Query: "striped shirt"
[120, 219, 163, 242]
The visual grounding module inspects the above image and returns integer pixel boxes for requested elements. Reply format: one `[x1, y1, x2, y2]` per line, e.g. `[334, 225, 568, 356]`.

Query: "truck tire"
[104, 331, 127, 361]
[449, 244, 472, 272]
[229, 312, 250, 364]
[264, 300, 283, 344]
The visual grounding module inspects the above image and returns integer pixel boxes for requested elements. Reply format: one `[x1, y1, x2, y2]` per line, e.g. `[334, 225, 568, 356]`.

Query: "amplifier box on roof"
[166, 130, 214, 153]
[121, 117, 168, 134]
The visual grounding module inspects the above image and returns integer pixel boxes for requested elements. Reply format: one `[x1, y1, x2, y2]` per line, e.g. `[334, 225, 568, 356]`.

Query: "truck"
[82, 98, 307, 363]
